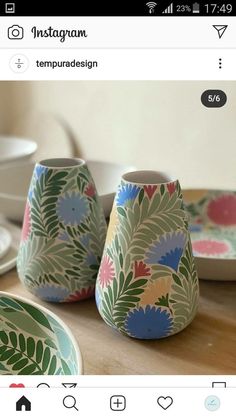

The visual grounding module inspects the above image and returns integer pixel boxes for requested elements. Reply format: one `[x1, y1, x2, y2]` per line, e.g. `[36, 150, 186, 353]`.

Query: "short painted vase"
[95, 171, 199, 340]
[17, 158, 107, 303]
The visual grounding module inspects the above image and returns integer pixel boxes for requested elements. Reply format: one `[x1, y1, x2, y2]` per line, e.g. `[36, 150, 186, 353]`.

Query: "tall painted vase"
[17, 158, 107, 303]
[96, 171, 199, 339]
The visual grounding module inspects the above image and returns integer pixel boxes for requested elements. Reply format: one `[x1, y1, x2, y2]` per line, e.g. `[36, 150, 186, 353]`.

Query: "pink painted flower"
[207, 195, 236, 226]
[85, 183, 96, 197]
[134, 261, 151, 278]
[144, 185, 157, 199]
[65, 286, 95, 302]
[98, 255, 115, 288]
[192, 239, 230, 256]
[167, 182, 176, 196]
[21, 201, 31, 242]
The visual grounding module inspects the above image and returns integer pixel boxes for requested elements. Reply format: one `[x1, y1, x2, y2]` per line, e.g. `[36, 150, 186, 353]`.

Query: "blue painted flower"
[58, 231, 70, 242]
[145, 231, 187, 272]
[95, 288, 101, 310]
[125, 305, 173, 339]
[57, 192, 89, 226]
[28, 189, 33, 202]
[116, 183, 140, 206]
[35, 165, 47, 180]
[86, 252, 98, 266]
[29, 165, 48, 201]
[34, 285, 69, 303]
[80, 233, 91, 248]
[189, 224, 202, 233]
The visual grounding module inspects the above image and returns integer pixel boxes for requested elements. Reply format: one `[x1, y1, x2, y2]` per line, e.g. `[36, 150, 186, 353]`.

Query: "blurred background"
[0, 80, 235, 189]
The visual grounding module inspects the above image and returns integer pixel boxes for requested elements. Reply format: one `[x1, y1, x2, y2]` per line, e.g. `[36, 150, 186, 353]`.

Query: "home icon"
[16, 396, 31, 411]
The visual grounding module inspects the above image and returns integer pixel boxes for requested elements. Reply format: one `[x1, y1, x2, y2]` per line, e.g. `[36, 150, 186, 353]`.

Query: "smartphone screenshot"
[0, 0, 235, 417]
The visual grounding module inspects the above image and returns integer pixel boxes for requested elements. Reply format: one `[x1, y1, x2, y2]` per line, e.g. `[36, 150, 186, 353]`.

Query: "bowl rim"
[0, 291, 84, 375]
[0, 137, 37, 163]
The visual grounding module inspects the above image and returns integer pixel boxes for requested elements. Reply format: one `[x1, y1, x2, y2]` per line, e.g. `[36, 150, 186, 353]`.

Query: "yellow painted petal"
[182, 189, 208, 204]
[140, 276, 172, 306]
[105, 205, 118, 245]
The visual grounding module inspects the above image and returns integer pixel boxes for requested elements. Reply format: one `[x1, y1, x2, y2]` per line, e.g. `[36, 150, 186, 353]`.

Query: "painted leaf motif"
[30, 169, 68, 238]
[0, 311, 52, 339]
[101, 271, 148, 331]
[0, 331, 60, 375]
[15, 300, 53, 332]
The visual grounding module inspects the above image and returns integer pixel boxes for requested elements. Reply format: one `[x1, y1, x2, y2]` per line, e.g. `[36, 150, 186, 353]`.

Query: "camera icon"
[8, 25, 24, 40]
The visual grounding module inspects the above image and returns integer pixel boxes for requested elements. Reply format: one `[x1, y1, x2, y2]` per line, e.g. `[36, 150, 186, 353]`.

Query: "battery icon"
[192, 2, 200, 13]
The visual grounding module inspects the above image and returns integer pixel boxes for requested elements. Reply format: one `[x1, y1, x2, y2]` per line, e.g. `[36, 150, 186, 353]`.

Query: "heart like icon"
[9, 383, 25, 388]
[157, 396, 173, 410]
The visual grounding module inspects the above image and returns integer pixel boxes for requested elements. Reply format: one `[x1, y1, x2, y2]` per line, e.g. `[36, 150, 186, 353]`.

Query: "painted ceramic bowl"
[0, 292, 83, 375]
[183, 189, 236, 281]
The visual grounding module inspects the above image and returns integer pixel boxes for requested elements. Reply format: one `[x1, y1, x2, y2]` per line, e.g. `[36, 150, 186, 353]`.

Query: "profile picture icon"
[8, 25, 24, 39]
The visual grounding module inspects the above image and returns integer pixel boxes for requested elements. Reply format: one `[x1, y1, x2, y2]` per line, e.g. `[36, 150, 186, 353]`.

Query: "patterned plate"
[183, 189, 236, 281]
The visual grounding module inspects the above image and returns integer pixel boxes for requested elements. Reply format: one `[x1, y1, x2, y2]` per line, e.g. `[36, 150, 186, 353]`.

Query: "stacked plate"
[0, 136, 37, 275]
[0, 219, 21, 275]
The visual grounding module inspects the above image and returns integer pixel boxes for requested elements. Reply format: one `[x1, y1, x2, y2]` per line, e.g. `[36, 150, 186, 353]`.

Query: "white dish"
[0, 226, 12, 259]
[87, 160, 136, 217]
[0, 136, 37, 165]
[0, 246, 18, 275]
[0, 162, 34, 222]
[0, 217, 21, 276]
[0, 160, 135, 221]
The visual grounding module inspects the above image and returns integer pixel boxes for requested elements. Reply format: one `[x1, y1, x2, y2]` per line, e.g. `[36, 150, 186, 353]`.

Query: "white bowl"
[0, 160, 135, 221]
[0, 162, 34, 222]
[0, 136, 37, 165]
[87, 160, 136, 217]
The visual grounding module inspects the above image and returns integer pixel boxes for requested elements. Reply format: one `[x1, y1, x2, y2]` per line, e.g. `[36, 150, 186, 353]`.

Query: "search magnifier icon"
[63, 395, 78, 411]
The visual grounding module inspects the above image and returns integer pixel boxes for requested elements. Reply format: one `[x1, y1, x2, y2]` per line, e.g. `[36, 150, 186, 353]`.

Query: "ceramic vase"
[0, 292, 83, 375]
[95, 171, 199, 339]
[17, 158, 107, 303]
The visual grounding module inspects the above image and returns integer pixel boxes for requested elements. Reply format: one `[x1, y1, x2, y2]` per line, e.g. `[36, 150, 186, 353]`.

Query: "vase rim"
[38, 158, 85, 169]
[122, 170, 175, 186]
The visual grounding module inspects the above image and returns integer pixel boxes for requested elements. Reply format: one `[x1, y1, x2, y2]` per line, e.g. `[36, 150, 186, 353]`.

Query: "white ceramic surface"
[0, 160, 136, 220]
[0, 217, 21, 275]
[0, 226, 12, 259]
[0, 137, 37, 164]
[87, 160, 136, 217]
[0, 246, 18, 275]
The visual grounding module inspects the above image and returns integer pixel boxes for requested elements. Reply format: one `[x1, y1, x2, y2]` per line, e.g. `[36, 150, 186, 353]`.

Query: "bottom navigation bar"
[0, 387, 234, 418]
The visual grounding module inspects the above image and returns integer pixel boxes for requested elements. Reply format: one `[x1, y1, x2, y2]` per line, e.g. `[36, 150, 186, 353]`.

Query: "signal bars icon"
[162, 2, 173, 14]
[146, 2, 157, 14]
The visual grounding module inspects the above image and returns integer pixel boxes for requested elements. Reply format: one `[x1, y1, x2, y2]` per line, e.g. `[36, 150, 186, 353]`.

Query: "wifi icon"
[146, 2, 157, 14]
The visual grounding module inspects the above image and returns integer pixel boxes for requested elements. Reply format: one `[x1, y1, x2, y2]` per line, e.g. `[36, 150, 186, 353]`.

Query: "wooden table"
[1, 268, 235, 374]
